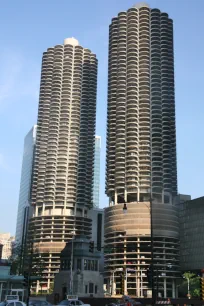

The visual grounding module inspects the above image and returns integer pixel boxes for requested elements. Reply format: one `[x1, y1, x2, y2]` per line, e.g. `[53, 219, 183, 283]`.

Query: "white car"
[57, 300, 90, 306]
[0, 301, 26, 306]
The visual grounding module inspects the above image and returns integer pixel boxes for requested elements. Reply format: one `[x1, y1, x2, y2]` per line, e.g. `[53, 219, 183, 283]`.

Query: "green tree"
[48, 283, 54, 294]
[8, 244, 46, 283]
[8, 244, 24, 275]
[179, 272, 200, 298]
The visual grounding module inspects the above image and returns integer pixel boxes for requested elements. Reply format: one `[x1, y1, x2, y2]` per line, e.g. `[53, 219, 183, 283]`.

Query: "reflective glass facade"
[93, 136, 101, 208]
[15, 125, 37, 245]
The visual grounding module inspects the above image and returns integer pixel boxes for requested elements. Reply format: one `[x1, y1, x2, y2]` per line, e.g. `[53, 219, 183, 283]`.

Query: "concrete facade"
[28, 37, 98, 291]
[104, 202, 180, 297]
[106, 4, 177, 205]
[0, 264, 24, 301]
[104, 3, 180, 298]
[54, 235, 104, 299]
[88, 208, 104, 272]
[0, 233, 15, 260]
[88, 208, 104, 252]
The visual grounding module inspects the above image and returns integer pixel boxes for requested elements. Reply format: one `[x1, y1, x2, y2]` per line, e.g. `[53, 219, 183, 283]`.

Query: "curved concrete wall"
[105, 202, 151, 236]
[104, 202, 180, 297]
[105, 202, 179, 239]
[152, 203, 179, 238]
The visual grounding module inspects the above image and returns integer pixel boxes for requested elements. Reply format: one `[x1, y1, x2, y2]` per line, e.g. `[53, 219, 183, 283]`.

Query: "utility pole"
[141, 268, 143, 297]
[70, 228, 76, 295]
[150, 196, 155, 305]
[24, 242, 33, 306]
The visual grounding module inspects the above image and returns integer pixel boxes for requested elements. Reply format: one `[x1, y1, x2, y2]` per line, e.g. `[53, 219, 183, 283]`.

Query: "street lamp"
[141, 268, 144, 297]
[112, 268, 123, 296]
[183, 274, 191, 299]
[125, 268, 137, 296]
[70, 229, 76, 294]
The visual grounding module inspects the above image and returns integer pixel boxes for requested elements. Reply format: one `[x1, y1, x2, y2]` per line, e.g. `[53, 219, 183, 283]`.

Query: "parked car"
[29, 301, 52, 306]
[0, 300, 26, 306]
[57, 300, 90, 306]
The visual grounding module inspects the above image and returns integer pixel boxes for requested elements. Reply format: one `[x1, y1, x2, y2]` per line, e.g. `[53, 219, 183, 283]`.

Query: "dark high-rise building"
[93, 136, 101, 208]
[104, 3, 179, 298]
[28, 37, 98, 291]
[179, 196, 204, 272]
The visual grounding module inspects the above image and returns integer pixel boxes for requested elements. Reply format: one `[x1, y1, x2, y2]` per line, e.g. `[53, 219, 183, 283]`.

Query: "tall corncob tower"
[105, 4, 179, 298]
[29, 37, 98, 291]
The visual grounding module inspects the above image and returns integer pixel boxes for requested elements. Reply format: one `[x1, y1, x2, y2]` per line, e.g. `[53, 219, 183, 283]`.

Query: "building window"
[62, 259, 70, 270]
[84, 259, 87, 270]
[85, 285, 88, 294]
[38, 208, 42, 216]
[94, 260, 98, 271]
[95, 285, 97, 294]
[77, 259, 81, 270]
[97, 213, 102, 251]
[90, 260, 94, 271]
[84, 259, 98, 271]
[89, 283, 94, 294]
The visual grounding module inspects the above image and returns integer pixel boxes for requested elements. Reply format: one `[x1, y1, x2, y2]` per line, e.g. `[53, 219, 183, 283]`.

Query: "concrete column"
[164, 278, 167, 298]
[137, 238, 140, 296]
[124, 189, 127, 202]
[124, 276, 127, 295]
[48, 278, 51, 291]
[137, 275, 140, 297]
[36, 280, 39, 293]
[6, 281, 9, 295]
[0, 282, 3, 302]
[109, 197, 112, 206]
[114, 191, 117, 205]
[162, 191, 164, 204]
[172, 279, 176, 298]
[42, 203, 45, 215]
[176, 285, 179, 298]
[113, 280, 116, 296]
[140, 269, 143, 297]
[35, 206, 38, 217]
[137, 188, 140, 202]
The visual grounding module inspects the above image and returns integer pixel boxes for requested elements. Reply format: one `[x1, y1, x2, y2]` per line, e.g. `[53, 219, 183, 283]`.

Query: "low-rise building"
[0, 244, 3, 260]
[88, 207, 104, 272]
[54, 235, 104, 300]
[0, 262, 24, 301]
[0, 233, 15, 260]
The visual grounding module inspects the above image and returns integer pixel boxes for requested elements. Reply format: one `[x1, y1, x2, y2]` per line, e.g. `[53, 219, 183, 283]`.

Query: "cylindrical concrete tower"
[105, 4, 179, 298]
[106, 4, 177, 204]
[29, 38, 97, 291]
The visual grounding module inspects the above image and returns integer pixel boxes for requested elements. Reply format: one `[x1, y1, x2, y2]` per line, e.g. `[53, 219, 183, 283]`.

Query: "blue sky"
[0, 0, 204, 235]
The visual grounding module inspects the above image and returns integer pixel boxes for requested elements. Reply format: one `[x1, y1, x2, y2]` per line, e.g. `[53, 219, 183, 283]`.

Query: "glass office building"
[15, 125, 37, 245]
[93, 136, 101, 208]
